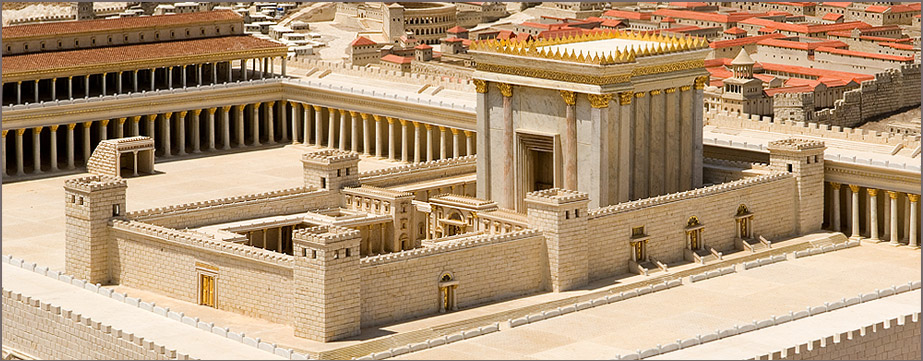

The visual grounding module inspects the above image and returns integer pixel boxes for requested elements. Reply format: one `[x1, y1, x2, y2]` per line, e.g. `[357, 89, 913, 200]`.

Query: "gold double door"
[199, 274, 216, 308]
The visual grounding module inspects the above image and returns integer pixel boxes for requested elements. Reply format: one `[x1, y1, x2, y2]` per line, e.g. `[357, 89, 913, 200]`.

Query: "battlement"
[524, 188, 590, 206]
[291, 57, 473, 92]
[360, 229, 542, 267]
[429, 193, 497, 208]
[590, 172, 792, 218]
[342, 185, 415, 200]
[293, 225, 361, 246]
[768, 138, 826, 152]
[359, 154, 476, 178]
[125, 186, 319, 220]
[64, 175, 127, 192]
[301, 149, 360, 165]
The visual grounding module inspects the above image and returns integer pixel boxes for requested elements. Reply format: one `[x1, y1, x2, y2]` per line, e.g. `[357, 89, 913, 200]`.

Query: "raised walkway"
[1, 263, 284, 360]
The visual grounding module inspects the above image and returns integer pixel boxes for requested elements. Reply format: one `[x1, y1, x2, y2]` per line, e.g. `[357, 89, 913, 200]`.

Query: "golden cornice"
[473, 79, 488, 93]
[496, 82, 513, 97]
[560, 90, 576, 106]
[476, 62, 630, 85]
[587, 93, 613, 108]
[618, 92, 632, 106]
[631, 59, 704, 77]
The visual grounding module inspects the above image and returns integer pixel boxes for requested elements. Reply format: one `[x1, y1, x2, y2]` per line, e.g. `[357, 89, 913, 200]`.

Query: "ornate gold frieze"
[473, 79, 488, 93]
[587, 93, 613, 108]
[475, 63, 631, 85]
[694, 75, 709, 89]
[618, 92, 633, 106]
[496, 83, 513, 97]
[559, 90, 576, 106]
[631, 59, 705, 77]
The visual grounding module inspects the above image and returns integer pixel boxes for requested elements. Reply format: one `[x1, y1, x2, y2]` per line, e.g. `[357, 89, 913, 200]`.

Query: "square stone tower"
[292, 225, 362, 342]
[302, 149, 360, 191]
[525, 188, 590, 292]
[768, 138, 826, 234]
[64, 175, 127, 284]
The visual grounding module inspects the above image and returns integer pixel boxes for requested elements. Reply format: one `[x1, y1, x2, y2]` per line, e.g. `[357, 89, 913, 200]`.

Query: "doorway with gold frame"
[196, 262, 218, 308]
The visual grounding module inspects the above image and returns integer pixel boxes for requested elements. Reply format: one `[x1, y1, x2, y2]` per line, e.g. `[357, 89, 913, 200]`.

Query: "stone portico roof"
[1, 10, 242, 41]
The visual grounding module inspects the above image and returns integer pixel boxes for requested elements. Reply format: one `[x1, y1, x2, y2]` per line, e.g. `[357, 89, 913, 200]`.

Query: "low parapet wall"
[359, 155, 477, 188]
[293, 57, 473, 92]
[359, 230, 548, 327]
[126, 187, 337, 229]
[1, 288, 188, 360]
[706, 112, 921, 149]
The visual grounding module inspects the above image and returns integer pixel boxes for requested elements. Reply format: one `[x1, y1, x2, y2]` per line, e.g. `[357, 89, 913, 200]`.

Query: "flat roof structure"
[0, 10, 242, 41]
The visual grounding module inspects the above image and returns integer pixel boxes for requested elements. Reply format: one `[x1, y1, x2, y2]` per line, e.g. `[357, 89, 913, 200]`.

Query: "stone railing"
[110, 219, 295, 267]
[8, 14, 75, 25]
[589, 172, 791, 218]
[358, 155, 477, 187]
[705, 111, 921, 149]
[1, 254, 310, 360]
[126, 186, 316, 220]
[291, 57, 473, 92]
[284, 77, 476, 113]
[360, 229, 542, 267]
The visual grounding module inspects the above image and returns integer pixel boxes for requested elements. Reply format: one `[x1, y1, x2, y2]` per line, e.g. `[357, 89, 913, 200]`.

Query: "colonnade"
[285, 102, 476, 163]
[826, 182, 920, 248]
[358, 222, 392, 257]
[246, 225, 293, 254]
[3, 56, 286, 107]
[2, 100, 476, 179]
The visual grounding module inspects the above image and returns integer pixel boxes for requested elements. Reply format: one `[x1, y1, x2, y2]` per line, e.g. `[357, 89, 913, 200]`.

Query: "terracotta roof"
[822, 13, 843, 21]
[738, 18, 871, 34]
[864, 3, 920, 13]
[724, 26, 748, 34]
[380, 54, 413, 64]
[757, 38, 848, 50]
[758, 61, 872, 82]
[2, 10, 242, 40]
[764, 85, 814, 96]
[815, 46, 915, 61]
[651, 9, 764, 23]
[880, 42, 915, 50]
[670, 2, 710, 8]
[828, 31, 913, 43]
[350, 36, 377, 47]
[602, 10, 651, 20]
[443, 37, 464, 43]
[766, 2, 817, 7]
[447, 26, 469, 33]
[414, 44, 432, 50]
[2, 35, 284, 77]
[662, 16, 676, 23]
[709, 33, 787, 48]
[821, 2, 851, 8]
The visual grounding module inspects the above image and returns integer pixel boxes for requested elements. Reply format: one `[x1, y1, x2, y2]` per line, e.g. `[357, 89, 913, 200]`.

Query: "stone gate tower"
[64, 175, 127, 284]
[292, 225, 362, 342]
[768, 138, 826, 234]
[301, 149, 360, 190]
[525, 188, 590, 292]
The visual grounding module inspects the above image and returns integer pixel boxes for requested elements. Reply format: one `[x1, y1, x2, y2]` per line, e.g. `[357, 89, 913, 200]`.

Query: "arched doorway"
[438, 272, 458, 312]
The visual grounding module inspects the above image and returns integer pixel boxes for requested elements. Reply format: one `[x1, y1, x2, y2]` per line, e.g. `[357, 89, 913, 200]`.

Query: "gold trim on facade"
[632, 60, 705, 77]
[496, 83, 513, 97]
[473, 79, 488, 93]
[694, 75, 709, 90]
[587, 93, 613, 108]
[649, 89, 662, 96]
[559, 90, 576, 106]
[475, 63, 631, 85]
[664, 87, 677, 94]
[618, 92, 633, 106]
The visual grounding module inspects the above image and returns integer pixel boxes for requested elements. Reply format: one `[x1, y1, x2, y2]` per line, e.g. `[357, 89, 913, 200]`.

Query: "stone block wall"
[813, 63, 921, 127]
[109, 220, 295, 325]
[750, 313, 921, 360]
[358, 230, 548, 327]
[126, 187, 338, 229]
[586, 173, 796, 281]
[359, 155, 476, 188]
[1, 289, 185, 360]
[292, 57, 473, 91]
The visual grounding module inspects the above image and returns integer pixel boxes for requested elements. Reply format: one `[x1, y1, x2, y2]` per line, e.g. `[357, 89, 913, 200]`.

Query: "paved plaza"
[1, 144, 403, 270]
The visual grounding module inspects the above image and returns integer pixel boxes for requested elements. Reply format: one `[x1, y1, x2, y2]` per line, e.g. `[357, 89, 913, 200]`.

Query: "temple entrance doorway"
[516, 131, 561, 210]
[438, 272, 458, 313]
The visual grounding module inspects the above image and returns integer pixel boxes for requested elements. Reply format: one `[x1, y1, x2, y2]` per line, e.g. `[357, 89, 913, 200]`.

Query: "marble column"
[162, 113, 173, 156]
[14, 129, 24, 176]
[904, 196, 911, 243]
[888, 191, 900, 245]
[176, 111, 187, 155]
[869, 189, 880, 241]
[439, 126, 447, 160]
[237, 106, 245, 146]
[616, 92, 633, 203]
[1, 130, 6, 176]
[648, 89, 664, 197]
[452, 128, 460, 159]
[339, 110, 348, 150]
[849, 184, 861, 239]
[302, 104, 311, 146]
[191, 109, 202, 153]
[561, 90, 577, 190]
[252, 103, 262, 146]
[133, 70, 139, 93]
[831, 183, 841, 231]
[131, 116, 141, 137]
[49, 125, 58, 171]
[206, 108, 216, 151]
[102, 72, 108, 96]
[51, 78, 57, 100]
[267, 102, 276, 144]
[328, 108, 336, 148]
[464, 131, 474, 156]
[425, 123, 434, 162]
[498, 83, 514, 209]
[413, 122, 422, 163]
[146, 115, 157, 141]
[31, 127, 42, 174]
[588, 93, 612, 208]
[181, 65, 188, 88]
[16, 81, 21, 104]
[400, 119, 409, 162]
[909, 194, 919, 248]
[351, 111, 360, 153]
[117, 71, 123, 94]
[68, 76, 73, 99]
[313, 106, 323, 146]
[278, 101, 287, 142]
[291, 102, 301, 144]
[221, 106, 232, 150]
[82, 121, 93, 163]
[633, 91, 649, 199]
[692, 76, 706, 188]
[388, 118, 396, 160]
[374, 115, 384, 158]
[66, 124, 76, 170]
[116, 117, 125, 138]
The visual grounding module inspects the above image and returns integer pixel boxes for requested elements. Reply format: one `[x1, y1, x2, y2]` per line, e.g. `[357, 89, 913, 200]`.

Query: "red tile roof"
[738, 18, 871, 34]
[350, 36, 377, 47]
[586, 17, 625, 28]
[709, 33, 787, 48]
[724, 26, 748, 34]
[758, 61, 873, 82]
[822, 13, 844, 21]
[670, 2, 710, 8]
[880, 42, 915, 50]
[816, 46, 915, 61]
[651, 9, 764, 23]
[381, 54, 413, 64]
[443, 37, 465, 43]
[602, 10, 651, 20]
[764, 85, 814, 96]
[864, 3, 920, 13]
[447, 26, 469, 34]
[821, 2, 852, 9]
[2, 35, 284, 76]
[757, 38, 848, 50]
[766, 2, 817, 7]
[2, 10, 242, 40]
[414, 44, 432, 50]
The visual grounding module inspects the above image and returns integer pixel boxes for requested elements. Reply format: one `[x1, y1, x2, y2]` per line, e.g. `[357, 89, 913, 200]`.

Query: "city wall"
[586, 173, 796, 280]
[813, 63, 921, 127]
[358, 230, 548, 327]
[126, 187, 338, 229]
[750, 313, 921, 360]
[1, 288, 186, 360]
[109, 220, 295, 325]
[706, 112, 922, 149]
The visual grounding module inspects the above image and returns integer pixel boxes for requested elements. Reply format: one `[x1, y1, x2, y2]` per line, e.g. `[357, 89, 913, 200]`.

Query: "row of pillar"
[828, 182, 920, 248]
[287, 102, 476, 162]
[4, 56, 286, 107]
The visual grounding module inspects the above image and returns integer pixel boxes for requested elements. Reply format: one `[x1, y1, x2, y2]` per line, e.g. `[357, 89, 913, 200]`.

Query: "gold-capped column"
[561, 90, 577, 191]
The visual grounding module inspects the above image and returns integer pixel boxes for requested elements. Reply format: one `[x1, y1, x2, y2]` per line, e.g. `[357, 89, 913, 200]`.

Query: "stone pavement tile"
[526, 339, 626, 360]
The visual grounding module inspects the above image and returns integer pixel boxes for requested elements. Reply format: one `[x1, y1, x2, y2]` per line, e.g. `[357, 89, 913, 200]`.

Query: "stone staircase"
[695, 248, 719, 264]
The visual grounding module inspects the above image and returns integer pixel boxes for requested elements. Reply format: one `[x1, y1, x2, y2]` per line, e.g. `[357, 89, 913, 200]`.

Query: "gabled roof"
[447, 26, 469, 34]
[822, 13, 843, 21]
[709, 33, 786, 48]
[815, 46, 915, 61]
[602, 9, 651, 20]
[757, 38, 848, 50]
[380, 54, 413, 64]
[414, 44, 432, 50]
[350, 36, 377, 47]
[724, 26, 748, 34]
[738, 18, 872, 34]
[651, 9, 765, 23]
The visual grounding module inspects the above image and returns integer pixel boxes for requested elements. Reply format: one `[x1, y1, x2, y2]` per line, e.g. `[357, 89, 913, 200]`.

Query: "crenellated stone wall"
[358, 155, 476, 188]
[292, 57, 473, 92]
[813, 64, 921, 127]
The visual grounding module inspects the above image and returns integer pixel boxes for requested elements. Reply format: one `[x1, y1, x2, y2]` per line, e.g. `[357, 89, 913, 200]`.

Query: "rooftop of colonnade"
[1, 10, 242, 41]
[1, 35, 287, 83]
